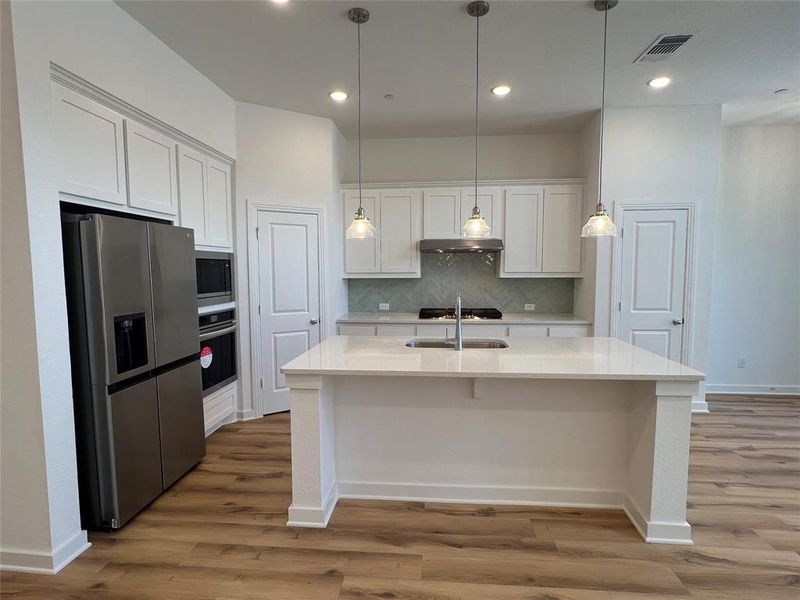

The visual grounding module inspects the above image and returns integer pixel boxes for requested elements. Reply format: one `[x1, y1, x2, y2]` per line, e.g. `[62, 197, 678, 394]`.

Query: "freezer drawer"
[148, 222, 199, 366]
[109, 378, 163, 526]
[158, 360, 206, 488]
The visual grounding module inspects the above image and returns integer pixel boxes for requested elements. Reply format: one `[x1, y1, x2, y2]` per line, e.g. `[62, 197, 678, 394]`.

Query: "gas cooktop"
[418, 308, 502, 320]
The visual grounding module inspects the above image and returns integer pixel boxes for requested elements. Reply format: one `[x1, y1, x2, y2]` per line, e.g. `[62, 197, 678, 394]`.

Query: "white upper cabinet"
[460, 186, 501, 235]
[422, 188, 460, 238]
[177, 145, 209, 245]
[542, 185, 583, 273]
[53, 84, 127, 205]
[343, 189, 421, 277]
[177, 146, 233, 250]
[343, 190, 380, 274]
[500, 186, 544, 276]
[379, 189, 421, 274]
[206, 159, 233, 248]
[124, 120, 178, 215]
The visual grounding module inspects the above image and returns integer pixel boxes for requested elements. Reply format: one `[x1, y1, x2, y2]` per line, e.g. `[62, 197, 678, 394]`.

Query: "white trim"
[692, 399, 710, 413]
[247, 202, 328, 418]
[706, 384, 800, 396]
[623, 494, 693, 545]
[1, 530, 90, 575]
[287, 483, 338, 528]
[341, 178, 586, 190]
[337, 480, 623, 509]
[610, 201, 698, 367]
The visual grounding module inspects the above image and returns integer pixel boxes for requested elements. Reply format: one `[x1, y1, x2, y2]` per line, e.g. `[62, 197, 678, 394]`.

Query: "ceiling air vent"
[634, 34, 693, 63]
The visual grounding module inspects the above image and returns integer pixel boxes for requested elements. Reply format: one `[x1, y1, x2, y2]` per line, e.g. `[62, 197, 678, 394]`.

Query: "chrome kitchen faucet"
[454, 292, 463, 351]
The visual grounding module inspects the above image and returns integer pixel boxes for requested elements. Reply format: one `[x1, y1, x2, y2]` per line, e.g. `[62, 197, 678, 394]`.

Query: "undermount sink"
[405, 338, 509, 349]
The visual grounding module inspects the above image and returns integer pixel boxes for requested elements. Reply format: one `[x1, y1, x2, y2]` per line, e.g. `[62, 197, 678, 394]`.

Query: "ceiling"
[117, 0, 800, 138]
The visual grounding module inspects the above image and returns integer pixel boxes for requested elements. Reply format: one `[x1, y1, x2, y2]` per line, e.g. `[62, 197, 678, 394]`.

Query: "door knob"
[310, 319, 319, 325]
[672, 318, 684, 325]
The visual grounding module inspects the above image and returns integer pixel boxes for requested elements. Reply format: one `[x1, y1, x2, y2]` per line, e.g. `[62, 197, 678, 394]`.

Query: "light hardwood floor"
[2, 395, 798, 599]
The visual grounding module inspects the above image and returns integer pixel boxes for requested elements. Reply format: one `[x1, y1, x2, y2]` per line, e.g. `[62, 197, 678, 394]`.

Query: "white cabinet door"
[343, 190, 381, 274]
[542, 185, 582, 273]
[177, 145, 209, 245]
[548, 325, 591, 337]
[206, 159, 233, 248]
[380, 189, 420, 274]
[124, 120, 178, 215]
[500, 186, 544, 275]
[376, 324, 416, 337]
[508, 325, 548, 337]
[423, 188, 460, 238]
[462, 324, 507, 338]
[53, 84, 127, 205]
[415, 324, 450, 338]
[460, 186, 500, 235]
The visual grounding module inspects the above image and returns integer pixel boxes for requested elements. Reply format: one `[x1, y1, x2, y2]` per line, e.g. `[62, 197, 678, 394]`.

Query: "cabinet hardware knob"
[310, 319, 319, 325]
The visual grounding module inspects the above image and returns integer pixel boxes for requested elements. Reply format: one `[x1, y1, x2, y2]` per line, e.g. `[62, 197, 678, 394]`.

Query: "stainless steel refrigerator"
[62, 213, 205, 530]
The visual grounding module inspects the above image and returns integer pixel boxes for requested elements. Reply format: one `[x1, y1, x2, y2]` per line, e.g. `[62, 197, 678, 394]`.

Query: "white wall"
[707, 125, 800, 394]
[234, 101, 348, 418]
[596, 105, 722, 384]
[3, 0, 235, 572]
[343, 133, 582, 183]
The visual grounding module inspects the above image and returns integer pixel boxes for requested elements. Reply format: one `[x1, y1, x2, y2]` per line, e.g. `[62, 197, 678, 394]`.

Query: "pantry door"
[256, 210, 321, 414]
[617, 208, 690, 362]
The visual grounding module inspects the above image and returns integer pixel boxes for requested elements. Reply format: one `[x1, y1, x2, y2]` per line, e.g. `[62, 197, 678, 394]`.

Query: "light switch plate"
[379, 303, 390, 311]
[736, 357, 746, 368]
[524, 304, 536, 312]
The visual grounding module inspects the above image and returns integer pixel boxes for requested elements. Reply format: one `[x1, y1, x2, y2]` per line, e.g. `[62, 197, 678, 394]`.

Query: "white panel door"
[618, 209, 688, 361]
[206, 159, 233, 248]
[177, 145, 209, 245]
[501, 186, 544, 275]
[542, 185, 582, 273]
[124, 120, 178, 215]
[380, 189, 420, 274]
[423, 188, 460, 238]
[343, 190, 380, 274]
[257, 210, 321, 414]
[53, 84, 127, 205]
[460, 186, 500, 235]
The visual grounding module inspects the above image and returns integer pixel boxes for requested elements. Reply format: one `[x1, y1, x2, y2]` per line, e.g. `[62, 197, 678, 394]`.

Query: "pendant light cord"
[597, 4, 608, 212]
[474, 11, 480, 209]
[357, 20, 363, 211]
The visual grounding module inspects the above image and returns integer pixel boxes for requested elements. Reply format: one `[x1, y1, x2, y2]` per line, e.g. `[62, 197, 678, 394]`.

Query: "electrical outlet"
[736, 357, 747, 369]
[378, 303, 390, 311]
[524, 303, 536, 312]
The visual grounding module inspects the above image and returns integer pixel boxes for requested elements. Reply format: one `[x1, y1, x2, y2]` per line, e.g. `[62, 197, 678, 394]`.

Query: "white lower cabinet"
[547, 324, 592, 337]
[376, 324, 416, 336]
[507, 325, 549, 337]
[415, 324, 451, 338]
[462, 325, 507, 338]
[338, 324, 378, 336]
[203, 381, 237, 437]
[338, 322, 590, 338]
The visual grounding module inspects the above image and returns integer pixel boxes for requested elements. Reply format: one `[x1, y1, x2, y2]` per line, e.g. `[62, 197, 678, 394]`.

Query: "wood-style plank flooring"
[2, 395, 798, 599]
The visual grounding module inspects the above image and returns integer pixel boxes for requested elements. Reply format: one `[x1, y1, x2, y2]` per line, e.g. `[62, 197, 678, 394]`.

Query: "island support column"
[625, 379, 699, 544]
[285, 374, 337, 527]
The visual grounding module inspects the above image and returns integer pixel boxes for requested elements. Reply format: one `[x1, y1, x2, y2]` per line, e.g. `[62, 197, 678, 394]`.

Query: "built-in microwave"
[196, 251, 233, 307]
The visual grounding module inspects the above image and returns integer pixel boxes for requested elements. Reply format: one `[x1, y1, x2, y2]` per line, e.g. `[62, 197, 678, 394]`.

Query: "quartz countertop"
[282, 336, 705, 381]
[336, 312, 590, 325]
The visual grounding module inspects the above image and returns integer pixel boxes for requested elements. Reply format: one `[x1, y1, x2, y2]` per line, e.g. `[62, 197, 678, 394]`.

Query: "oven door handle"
[199, 323, 237, 342]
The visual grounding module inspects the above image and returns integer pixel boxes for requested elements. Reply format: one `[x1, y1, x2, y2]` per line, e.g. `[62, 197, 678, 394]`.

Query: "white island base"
[282, 337, 703, 545]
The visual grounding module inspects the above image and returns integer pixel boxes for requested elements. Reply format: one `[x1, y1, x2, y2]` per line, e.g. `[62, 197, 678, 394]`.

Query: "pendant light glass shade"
[463, 205, 491, 239]
[346, 205, 376, 239]
[581, 204, 617, 237]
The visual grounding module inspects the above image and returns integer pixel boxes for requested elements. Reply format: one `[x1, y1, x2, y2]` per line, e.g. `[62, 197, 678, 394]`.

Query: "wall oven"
[198, 309, 237, 396]
[196, 251, 234, 307]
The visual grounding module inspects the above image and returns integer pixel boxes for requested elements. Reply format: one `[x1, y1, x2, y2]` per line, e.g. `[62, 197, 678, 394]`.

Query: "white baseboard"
[692, 399, 709, 413]
[1, 530, 90, 574]
[236, 408, 258, 421]
[204, 409, 236, 437]
[705, 384, 800, 396]
[623, 494, 692, 545]
[286, 484, 338, 528]
[336, 480, 624, 508]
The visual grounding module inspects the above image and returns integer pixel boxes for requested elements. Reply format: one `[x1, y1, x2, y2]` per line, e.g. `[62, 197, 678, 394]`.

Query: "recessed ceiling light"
[647, 76, 672, 89]
[491, 85, 511, 96]
[271, 0, 290, 4]
[329, 90, 348, 103]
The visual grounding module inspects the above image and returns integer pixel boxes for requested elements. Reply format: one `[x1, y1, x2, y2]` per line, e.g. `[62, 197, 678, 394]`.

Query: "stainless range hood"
[419, 238, 504, 253]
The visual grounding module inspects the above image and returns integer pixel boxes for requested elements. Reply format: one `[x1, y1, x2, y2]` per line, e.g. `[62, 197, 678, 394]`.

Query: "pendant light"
[581, 0, 618, 238]
[345, 7, 376, 240]
[463, 1, 492, 239]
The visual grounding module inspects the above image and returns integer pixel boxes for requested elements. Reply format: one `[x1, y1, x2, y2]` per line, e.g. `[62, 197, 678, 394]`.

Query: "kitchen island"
[281, 335, 704, 544]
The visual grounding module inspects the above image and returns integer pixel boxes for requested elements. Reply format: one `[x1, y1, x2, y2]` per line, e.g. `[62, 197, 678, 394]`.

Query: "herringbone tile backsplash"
[348, 253, 574, 313]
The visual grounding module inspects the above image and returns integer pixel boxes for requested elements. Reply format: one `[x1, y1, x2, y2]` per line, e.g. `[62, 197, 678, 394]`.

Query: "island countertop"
[281, 335, 705, 381]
